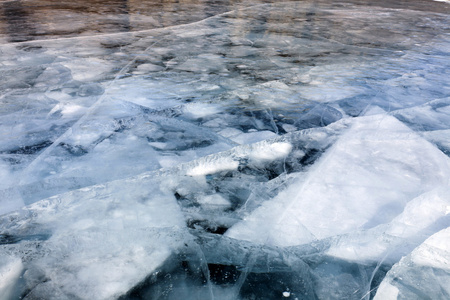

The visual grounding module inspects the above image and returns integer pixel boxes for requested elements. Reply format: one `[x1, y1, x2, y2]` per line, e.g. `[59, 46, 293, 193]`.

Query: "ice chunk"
[226, 114, 450, 247]
[227, 80, 304, 110]
[421, 129, 450, 156]
[296, 64, 368, 102]
[393, 97, 450, 131]
[294, 103, 343, 130]
[60, 58, 114, 82]
[326, 186, 450, 263]
[197, 194, 232, 209]
[134, 63, 165, 73]
[47, 103, 87, 118]
[0, 175, 187, 299]
[384, 187, 450, 239]
[187, 157, 239, 176]
[183, 103, 223, 119]
[175, 54, 227, 74]
[374, 227, 450, 299]
[0, 255, 23, 300]
[248, 142, 292, 164]
[224, 129, 278, 145]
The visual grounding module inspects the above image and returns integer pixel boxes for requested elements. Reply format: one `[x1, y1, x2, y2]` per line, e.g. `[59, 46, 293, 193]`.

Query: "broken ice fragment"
[0, 255, 23, 300]
[187, 157, 239, 176]
[374, 227, 450, 300]
[0, 175, 188, 300]
[248, 142, 292, 164]
[226, 114, 450, 247]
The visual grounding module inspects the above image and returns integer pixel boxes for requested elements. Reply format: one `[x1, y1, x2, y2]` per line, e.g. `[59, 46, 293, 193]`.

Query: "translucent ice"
[1, 0, 450, 298]
[0, 255, 23, 300]
[374, 227, 450, 299]
[0, 177, 187, 299]
[226, 114, 450, 247]
[326, 187, 450, 263]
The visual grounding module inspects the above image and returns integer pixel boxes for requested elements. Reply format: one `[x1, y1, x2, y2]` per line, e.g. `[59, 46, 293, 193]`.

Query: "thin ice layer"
[374, 227, 450, 299]
[226, 114, 450, 247]
[0, 176, 187, 300]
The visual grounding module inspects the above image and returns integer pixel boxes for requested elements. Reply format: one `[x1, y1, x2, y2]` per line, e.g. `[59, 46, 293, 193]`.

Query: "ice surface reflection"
[0, 0, 449, 299]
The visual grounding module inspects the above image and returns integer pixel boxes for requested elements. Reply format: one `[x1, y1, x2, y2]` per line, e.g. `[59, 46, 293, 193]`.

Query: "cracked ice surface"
[226, 114, 450, 247]
[0, 0, 450, 299]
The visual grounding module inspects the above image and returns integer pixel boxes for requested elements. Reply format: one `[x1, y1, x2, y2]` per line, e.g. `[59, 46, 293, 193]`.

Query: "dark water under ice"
[0, 0, 449, 299]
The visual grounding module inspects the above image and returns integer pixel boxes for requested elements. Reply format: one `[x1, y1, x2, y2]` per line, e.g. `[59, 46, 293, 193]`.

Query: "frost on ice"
[1, 0, 450, 299]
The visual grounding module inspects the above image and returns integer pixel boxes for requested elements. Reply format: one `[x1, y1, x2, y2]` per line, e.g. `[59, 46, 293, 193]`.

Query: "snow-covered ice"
[0, 0, 449, 298]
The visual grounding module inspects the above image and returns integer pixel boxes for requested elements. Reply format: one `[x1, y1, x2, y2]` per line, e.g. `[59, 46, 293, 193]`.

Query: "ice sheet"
[1, 0, 450, 298]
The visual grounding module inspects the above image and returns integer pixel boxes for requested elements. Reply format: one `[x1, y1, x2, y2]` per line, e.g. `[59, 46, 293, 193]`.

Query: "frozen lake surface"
[0, 0, 449, 299]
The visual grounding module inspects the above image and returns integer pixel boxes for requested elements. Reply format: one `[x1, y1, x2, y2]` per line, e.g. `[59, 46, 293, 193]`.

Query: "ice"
[0, 175, 187, 299]
[226, 114, 450, 247]
[221, 129, 278, 145]
[326, 186, 450, 263]
[374, 227, 450, 299]
[0, 122, 347, 299]
[295, 64, 368, 102]
[393, 97, 450, 131]
[421, 129, 450, 156]
[187, 157, 239, 176]
[248, 142, 292, 163]
[1, 0, 450, 298]
[0, 255, 23, 300]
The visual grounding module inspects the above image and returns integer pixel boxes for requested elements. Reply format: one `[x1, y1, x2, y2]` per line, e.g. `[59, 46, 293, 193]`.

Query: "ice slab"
[326, 186, 450, 263]
[421, 129, 450, 156]
[0, 255, 23, 300]
[3, 98, 234, 207]
[374, 227, 450, 299]
[226, 114, 450, 247]
[393, 97, 450, 131]
[0, 176, 187, 299]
